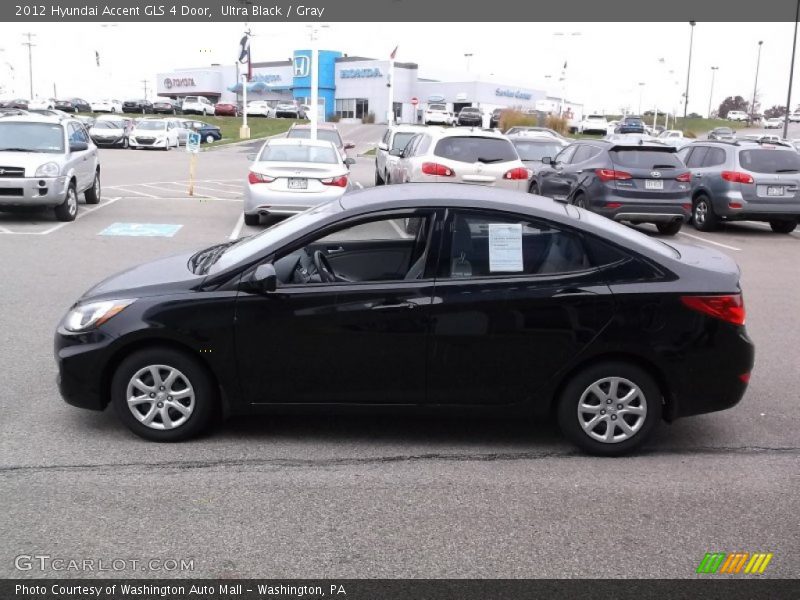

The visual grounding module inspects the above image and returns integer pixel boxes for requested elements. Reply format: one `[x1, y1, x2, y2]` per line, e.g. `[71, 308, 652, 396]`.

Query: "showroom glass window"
[335, 99, 370, 119]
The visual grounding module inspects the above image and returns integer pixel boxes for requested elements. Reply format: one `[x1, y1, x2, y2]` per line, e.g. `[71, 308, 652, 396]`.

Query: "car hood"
[80, 251, 205, 301]
[0, 151, 65, 175]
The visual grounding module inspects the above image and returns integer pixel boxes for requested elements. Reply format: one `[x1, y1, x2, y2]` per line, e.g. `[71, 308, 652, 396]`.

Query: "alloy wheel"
[66, 187, 78, 216]
[694, 200, 707, 226]
[577, 376, 647, 443]
[126, 364, 195, 430]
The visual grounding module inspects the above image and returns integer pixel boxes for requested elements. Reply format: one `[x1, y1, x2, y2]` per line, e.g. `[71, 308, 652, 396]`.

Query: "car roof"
[508, 133, 565, 142]
[266, 137, 337, 148]
[433, 127, 508, 139]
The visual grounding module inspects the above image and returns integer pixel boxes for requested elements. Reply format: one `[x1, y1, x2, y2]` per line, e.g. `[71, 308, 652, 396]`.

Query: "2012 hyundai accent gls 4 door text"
[54, 184, 755, 456]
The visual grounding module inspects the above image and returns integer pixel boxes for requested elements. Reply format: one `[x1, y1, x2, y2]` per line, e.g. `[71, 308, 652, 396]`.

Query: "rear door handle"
[371, 301, 416, 311]
[326, 246, 345, 253]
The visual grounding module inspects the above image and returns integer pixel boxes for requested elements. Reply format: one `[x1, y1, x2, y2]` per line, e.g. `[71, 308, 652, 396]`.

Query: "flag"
[238, 33, 250, 64]
[389, 45, 398, 60]
[563, 61, 567, 69]
[95, 51, 100, 67]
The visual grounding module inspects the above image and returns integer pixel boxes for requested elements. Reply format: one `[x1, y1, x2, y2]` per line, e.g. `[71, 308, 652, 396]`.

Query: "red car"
[214, 102, 239, 117]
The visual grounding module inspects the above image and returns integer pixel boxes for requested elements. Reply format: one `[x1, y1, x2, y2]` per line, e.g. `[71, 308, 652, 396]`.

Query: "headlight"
[64, 299, 136, 333]
[35, 162, 60, 177]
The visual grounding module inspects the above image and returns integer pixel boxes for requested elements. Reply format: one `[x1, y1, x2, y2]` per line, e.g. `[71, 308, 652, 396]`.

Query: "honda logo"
[650, 171, 662, 178]
[293, 55, 310, 78]
[0, 169, 5, 175]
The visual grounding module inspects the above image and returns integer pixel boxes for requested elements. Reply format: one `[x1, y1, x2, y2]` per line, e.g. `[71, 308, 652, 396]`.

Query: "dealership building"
[157, 49, 582, 123]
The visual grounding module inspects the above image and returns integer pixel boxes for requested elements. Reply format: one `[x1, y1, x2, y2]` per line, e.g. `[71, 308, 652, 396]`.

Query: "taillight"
[421, 162, 455, 177]
[595, 168, 632, 182]
[321, 175, 348, 187]
[248, 172, 275, 184]
[721, 171, 754, 184]
[503, 167, 530, 180]
[676, 172, 691, 182]
[605, 202, 622, 209]
[681, 294, 746, 326]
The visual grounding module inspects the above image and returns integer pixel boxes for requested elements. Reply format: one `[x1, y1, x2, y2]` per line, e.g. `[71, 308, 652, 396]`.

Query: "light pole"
[784, 0, 800, 139]
[553, 32, 581, 117]
[464, 53, 473, 73]
[638, 82, 645, 115]
[708, 66, 719, 118]
[750, 41, 764, 122]
[21, 32, 35, 99]
[683, 21, 696, 120]
[306, 24, 329, 139]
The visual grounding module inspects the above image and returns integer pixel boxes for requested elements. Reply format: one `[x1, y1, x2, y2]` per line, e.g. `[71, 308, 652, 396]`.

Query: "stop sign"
[411, 97, 419, 106]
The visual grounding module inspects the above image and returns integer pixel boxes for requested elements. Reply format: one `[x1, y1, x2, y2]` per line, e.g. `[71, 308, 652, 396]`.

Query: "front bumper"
[244, 185, 347, 216]
[0, 175, 69, 207]
[54, 327, 117, 411]
[130, 137, 168, 148]
[92, 136, 127, 147]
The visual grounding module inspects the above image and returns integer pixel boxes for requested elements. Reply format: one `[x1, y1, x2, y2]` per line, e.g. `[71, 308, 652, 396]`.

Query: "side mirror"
[389, 149, 403, 157]
[541, 156, 552, 165]
[246, 153, 257, 161]
[70, 141, 89, 152]
[344, 142, 356, 150]
[250, 263, 277, 293]
[377, 142, 389, 151]
[345, 157, 356, 166]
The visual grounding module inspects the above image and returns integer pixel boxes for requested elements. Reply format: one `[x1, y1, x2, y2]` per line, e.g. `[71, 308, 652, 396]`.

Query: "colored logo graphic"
[696, 552, 773, 574]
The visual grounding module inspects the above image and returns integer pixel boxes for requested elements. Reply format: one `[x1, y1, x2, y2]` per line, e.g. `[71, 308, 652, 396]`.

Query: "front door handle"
[371, 301, 416, 311]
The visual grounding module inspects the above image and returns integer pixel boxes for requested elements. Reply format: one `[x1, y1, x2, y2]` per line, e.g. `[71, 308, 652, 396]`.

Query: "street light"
[708, 66, 719, 118]
[464, 53, 473, 73]
[553, 32, 581, 117]
[638, 82, 645, 115]
[784, 0, 800, 139]
[750, 41, 764, 122]
[683, 21, 696, 120]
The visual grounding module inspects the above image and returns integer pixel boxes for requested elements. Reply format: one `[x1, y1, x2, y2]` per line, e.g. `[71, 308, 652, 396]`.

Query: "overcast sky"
[1, 21, 798, 115]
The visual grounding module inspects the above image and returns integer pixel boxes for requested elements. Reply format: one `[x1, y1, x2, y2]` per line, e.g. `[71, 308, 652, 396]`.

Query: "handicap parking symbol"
[99, 223, 183, 237]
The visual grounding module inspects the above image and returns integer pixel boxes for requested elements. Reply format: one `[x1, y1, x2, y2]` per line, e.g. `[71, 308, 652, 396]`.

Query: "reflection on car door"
[426, 209, 615, 407]
[234, 210, 442, 405]
[67, 122, 93, 190]
[540, 144, 577, 201]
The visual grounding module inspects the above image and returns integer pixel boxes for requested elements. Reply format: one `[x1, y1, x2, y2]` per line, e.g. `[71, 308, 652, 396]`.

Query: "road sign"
[186, 132, 201, 153]
[411, 97, 419, 106]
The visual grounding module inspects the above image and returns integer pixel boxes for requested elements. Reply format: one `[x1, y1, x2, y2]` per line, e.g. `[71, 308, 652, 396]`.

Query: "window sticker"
[488, 223, 523, 272]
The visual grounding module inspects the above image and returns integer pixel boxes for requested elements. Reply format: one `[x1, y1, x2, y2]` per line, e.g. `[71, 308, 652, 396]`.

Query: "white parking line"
[228, 214, 245, 240]
[388, 219, 406, 238]
[140, 183, 190, 194]
[679, 231, 742, 251]
[0, 197, 122, 235]
[107, 185, 158, 199]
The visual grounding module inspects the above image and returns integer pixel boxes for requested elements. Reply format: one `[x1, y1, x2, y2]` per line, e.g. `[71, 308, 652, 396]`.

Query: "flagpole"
[387, 45, 397, 125]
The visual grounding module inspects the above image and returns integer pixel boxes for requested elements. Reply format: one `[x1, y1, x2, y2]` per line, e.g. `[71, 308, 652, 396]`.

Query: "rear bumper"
[712, 190, 800, 218]
[589, 195, 691, 223]
[0, 176, 69, 207]
[244, 185, 347, 215]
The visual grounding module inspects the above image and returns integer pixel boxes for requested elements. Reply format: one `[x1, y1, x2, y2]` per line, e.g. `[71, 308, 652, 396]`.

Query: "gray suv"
[0, 115, 100, 221]
[678, 140, 800, 233]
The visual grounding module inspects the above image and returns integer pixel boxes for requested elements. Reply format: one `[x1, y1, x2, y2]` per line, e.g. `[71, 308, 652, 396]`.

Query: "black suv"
[617, 116, 645, 134]
[457, 107, 483, 126]
[538, 140, 692, 235]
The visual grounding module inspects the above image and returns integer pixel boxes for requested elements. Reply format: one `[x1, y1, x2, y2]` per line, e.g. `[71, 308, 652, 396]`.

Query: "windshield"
[512, 140, 565, 162]
[0, 122, 65, 153]
[210, 202, 341, 273]
[391, 132, 416, 152]
[136, 121, 167, 131]
[286, 128, 343, 147]
[461, 108, 480, 114]
[258, 144, 338, 164]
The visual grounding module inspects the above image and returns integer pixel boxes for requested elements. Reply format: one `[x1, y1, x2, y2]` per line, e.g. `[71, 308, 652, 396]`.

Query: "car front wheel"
[111, 347, 215, 442]
[244, 213, 260, 226]
[769, 220, 797, 234]
[84, 170, 101, 205]
[205, 134, 215, 144]
[557, 361, 662, 456]
[54, 182, 78, 222]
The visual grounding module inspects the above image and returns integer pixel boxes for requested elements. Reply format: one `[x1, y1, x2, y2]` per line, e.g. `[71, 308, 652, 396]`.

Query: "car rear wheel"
[375, 169, 385, 186]
[244, 213, 260, 226]
[769, 220, 797, 234]
[54, 182, 78, 222]
[692, 195, 718, 231]
[111, 347, 215, 442]
[655, 220, 682, 236]
[557, 361, 662, 456]
[529, 181, 539, 195]
[205, 134, 215, 144]
[84, 170, 101, 205]
[572, 193, 587, 209]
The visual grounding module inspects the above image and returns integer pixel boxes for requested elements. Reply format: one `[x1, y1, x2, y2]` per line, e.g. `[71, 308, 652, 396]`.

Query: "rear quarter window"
[434, 137, 517, 163]
[738, 149, 800, 174]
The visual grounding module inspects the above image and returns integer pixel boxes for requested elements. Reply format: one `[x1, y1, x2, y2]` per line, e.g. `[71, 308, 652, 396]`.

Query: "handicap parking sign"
[187, 132, 201, 153]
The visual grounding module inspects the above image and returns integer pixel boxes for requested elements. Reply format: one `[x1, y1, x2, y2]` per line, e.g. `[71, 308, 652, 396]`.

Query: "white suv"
[578, 114, 609, 134]
[423, 104, 455, 126]
[181, 96, 215, 116]
[374, 125, 430, 185]
[727, 110, 749, 122]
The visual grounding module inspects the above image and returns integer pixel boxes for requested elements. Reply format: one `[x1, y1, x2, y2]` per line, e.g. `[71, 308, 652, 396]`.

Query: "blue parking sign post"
[187, 132, 201, 196]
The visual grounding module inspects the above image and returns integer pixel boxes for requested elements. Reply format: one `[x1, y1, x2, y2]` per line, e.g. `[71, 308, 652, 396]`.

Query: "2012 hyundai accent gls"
[55, 184, 755, 456]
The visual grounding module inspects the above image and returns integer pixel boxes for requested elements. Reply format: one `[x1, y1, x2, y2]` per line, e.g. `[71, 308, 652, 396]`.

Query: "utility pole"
[141, 79, 148, 115]
[683, 21, 696, 120]
[784, 0, 799, 140]
[750, 41, 763, 123]
[708, 66, 718, 118]
[22, 32, 36, 99]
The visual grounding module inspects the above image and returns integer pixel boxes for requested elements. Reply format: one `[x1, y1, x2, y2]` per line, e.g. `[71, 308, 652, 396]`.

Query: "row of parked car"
[373, 124, 800, 236]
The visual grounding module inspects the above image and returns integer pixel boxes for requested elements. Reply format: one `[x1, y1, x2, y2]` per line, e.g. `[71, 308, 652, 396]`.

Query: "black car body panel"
[55, 185, 753, 428]
[122, 100, 154, 114]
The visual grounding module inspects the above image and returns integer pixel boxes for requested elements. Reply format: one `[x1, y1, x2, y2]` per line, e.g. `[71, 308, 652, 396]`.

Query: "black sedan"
[54, 97, 92, 113]
[55, 184, 754, 455]
[122, 99, 154, 114]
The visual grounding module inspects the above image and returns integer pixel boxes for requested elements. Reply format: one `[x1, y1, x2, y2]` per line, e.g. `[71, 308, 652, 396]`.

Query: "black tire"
[375, 169, 385, 186]
[244, 213, 260, 226]
[111, 347, 215, 442]
[573, 192, 587, 209]
[529, 181, 539, 195]
[557, 361, 662, 457]
[84, 170, 101, 205]
[205, 134, 215, 144]
[122, 137, 129, 149]
[54, 182, 78, 222]
[769, 220, 797, 234]
[655, 220, 682, 236]
[692, 195, 718, 232]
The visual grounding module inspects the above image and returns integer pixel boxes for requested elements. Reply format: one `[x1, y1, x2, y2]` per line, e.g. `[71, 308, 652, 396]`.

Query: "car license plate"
[288, 178, 307, 190]
[767, 185, 784, 196]
[645, 180, 664, 190]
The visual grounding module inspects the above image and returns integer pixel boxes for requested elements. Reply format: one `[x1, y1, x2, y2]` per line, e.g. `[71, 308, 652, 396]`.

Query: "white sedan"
[245, 101, 274, 118]
[657, 129, 692, 148]
[764, 118, 783, 129]
[128, 118, 180, 150]
[91, 99, 123, 113]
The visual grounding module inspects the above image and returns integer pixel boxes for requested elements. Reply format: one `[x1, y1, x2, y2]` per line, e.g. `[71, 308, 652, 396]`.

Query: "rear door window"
[738, 149, 800, 174]
[703, 148, 726, 168]
[684, 147, 707, 168]
[434, 137, 517, 164]
[573, 145, 600, 163]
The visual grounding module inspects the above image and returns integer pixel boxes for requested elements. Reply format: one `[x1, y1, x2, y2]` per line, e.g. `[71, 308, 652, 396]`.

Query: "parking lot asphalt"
[0, 133, 798, 579]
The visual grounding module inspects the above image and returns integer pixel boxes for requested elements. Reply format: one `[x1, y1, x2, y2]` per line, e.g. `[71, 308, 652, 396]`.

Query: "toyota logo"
[650, 171, 662, 178]
[164, 78, 172, 90]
